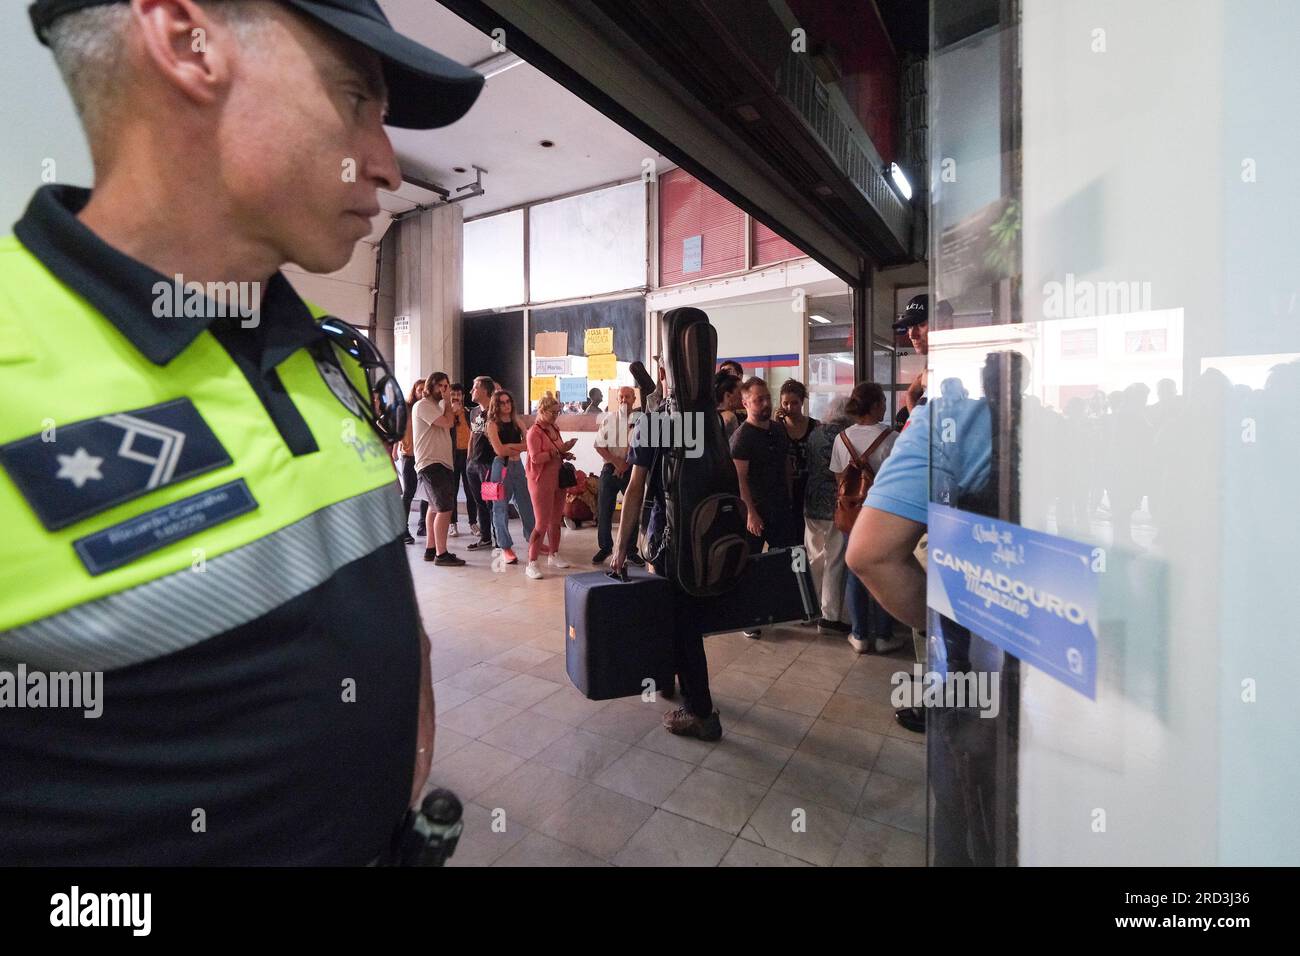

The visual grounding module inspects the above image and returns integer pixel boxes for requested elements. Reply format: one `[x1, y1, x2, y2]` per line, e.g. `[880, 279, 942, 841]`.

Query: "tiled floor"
[414, 517, 926, 867]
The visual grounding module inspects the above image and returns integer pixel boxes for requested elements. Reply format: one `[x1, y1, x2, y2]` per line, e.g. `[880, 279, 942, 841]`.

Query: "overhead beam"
[438, 0, 868, 286]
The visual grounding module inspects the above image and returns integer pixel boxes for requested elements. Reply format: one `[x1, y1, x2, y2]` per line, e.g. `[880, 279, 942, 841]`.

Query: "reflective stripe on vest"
[0, 485, 402, 670]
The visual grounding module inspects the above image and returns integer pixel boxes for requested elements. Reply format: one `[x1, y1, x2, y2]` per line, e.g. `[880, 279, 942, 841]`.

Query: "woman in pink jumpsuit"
[524, 395, 577, 578]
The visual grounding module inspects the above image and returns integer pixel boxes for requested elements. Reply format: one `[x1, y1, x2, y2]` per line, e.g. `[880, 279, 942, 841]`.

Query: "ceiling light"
[889, 162, 913, 201]
[810, 314, 831, 324]
[473, 51, 523, 80]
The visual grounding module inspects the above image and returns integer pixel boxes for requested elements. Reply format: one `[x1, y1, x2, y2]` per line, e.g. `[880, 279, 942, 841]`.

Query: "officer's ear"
[133, 0, 233, 109]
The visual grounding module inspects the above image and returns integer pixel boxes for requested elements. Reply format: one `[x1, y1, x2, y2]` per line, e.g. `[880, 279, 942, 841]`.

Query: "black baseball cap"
[28, 0, 484, 130]
[893, 293, 952, 333]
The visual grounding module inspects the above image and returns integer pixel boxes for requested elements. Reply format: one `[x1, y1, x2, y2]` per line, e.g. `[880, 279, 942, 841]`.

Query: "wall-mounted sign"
[534, 332, 568, 357]
[534, 356, 570, 376]
[393, 315, 410, 334]
[584, 327, 614, 355]
[530, 376, 557, 401]
[927, 503, 1099, 699]
[559, 376, 588, 402]
[586, 352, 618, 381]
[682, 235, 702, 273]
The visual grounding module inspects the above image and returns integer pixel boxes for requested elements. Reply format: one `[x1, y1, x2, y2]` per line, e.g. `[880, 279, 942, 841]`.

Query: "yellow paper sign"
[586, 352, 618, 381]
[530, 376, 557, 400]
[534, 332, 568, 357]
[584, 327, 614, 355]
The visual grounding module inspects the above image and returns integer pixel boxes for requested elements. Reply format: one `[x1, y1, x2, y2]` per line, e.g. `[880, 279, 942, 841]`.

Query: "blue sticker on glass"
[0, 398, 232, 531]
[927, 503, 1099, 699]
[73, 479, 258, 576]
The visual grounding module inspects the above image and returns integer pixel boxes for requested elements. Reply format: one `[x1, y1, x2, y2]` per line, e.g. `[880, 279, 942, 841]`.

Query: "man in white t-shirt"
[412, 371, 465, 566]
[592, 386, 641, 565]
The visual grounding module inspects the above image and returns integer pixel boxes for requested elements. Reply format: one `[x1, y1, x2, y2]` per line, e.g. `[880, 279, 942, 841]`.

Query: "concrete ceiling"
[377, 0, 673, 220]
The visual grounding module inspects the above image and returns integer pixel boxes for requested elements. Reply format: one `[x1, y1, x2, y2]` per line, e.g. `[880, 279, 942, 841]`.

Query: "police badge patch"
[315, 355, 366, 419]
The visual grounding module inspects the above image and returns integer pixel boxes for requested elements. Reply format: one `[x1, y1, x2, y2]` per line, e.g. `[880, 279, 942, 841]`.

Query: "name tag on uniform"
[74, 479, 258, 576]
[0, 398, 231, 530]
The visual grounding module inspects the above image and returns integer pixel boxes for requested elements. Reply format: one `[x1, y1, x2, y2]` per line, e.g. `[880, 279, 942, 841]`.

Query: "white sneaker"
[548, 554, 571, 569]
[847, 633, 870, 654]
[525, 561, 543, 580]
[448, 525, 459, 537]
[470, 524, 480, 536]
[873, 633, 909, 654]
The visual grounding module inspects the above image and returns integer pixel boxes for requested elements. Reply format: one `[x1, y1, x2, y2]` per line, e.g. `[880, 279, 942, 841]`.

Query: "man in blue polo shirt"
[846, 376, 992, 629]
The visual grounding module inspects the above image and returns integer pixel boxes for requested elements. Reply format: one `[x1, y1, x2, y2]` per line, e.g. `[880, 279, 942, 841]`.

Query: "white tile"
[535, 783, 655, 860]
[594, 746, 695, 806]
[661, 766, 768, 835]
[614, 810, 736, 867]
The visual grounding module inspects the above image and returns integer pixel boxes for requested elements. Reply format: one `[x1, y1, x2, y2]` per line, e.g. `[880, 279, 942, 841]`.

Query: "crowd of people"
[395, 357, 915, 667]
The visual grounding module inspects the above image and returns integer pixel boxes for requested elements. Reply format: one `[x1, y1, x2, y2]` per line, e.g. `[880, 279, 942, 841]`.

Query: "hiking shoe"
[434, 552, 466, 567]
[592, 549, 612, 565]
[525, 561, 543, 580]
[662, 707, 722, 741]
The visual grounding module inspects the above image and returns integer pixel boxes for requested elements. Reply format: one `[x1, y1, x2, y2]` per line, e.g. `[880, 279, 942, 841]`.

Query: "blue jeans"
[844, 570, 895, 641]
[490, 458, 535, 550]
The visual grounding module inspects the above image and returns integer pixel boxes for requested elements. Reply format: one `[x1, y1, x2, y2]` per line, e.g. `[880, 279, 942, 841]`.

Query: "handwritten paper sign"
[586, 352, 618, 381]
[584, 327, 613, 355]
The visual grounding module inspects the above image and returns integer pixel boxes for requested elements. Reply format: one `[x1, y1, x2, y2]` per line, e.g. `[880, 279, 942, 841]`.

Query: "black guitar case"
[653, 308, 750, 596]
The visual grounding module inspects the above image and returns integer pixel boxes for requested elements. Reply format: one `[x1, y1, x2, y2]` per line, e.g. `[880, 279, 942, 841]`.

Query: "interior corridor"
[414, 517, 925, 867]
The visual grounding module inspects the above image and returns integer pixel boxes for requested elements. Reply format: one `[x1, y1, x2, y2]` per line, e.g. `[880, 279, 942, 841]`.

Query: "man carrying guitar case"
[571, 309, 816, 738]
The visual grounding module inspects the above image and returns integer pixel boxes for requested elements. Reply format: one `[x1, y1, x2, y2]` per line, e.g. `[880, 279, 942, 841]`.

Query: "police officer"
[894, 293, 954, 412]
[0, 1, 482, 864]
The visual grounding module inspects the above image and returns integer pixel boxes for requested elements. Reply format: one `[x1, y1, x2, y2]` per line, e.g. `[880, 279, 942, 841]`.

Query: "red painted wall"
[658, 168, 747, 285]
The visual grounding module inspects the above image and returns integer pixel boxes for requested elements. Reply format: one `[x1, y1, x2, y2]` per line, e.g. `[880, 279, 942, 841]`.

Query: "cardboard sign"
[530, 376, 557, 401]
[584, 327, 614, 355]
[586, 352, 618, 381]
[534, 332, 568, 357]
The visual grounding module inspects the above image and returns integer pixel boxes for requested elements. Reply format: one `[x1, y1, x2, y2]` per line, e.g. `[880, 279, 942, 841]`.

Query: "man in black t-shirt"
[464, 375, 496, 549]
[730, 377, 797, 552]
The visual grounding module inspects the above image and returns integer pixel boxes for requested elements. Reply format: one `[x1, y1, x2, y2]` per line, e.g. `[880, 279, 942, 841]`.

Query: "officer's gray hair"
[47, 1, 271, 152]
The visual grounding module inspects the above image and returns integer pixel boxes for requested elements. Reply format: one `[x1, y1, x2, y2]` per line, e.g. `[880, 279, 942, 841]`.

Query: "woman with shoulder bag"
[524, 395, 578, 580]
[831, 382, 904, 655]
[483, 389, 535, 566]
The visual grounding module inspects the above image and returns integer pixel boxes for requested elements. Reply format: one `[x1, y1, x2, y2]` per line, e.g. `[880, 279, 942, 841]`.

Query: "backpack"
[833, 428, 892, 534]
[650, 308, 749, 596]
